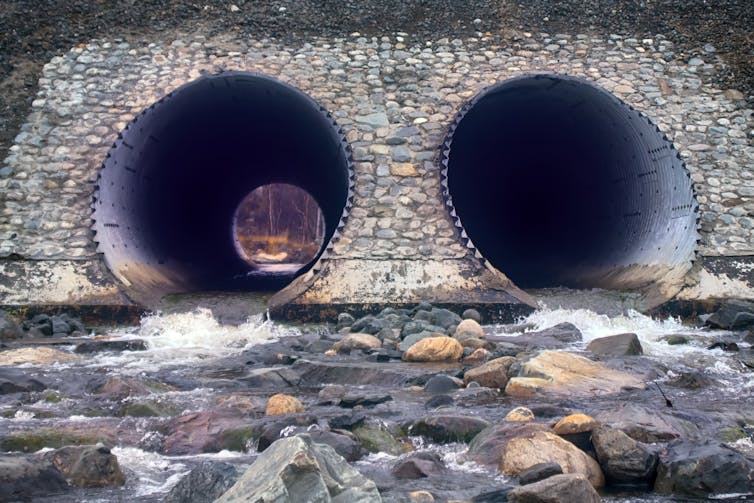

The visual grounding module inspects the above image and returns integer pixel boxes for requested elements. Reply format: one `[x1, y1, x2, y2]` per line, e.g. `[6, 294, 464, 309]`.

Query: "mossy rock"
[720, 427, 748, 443]
[0, 430, 106, 452]
[118, 401, 176, 418]
[221, 426, 256, 452]
[663, 335, 690, 345]
[44, 392, 64, 403]
[352, 423, 409, 456]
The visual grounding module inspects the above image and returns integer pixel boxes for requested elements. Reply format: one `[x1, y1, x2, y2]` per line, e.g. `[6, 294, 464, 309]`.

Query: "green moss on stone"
[221, 427, 256, 452]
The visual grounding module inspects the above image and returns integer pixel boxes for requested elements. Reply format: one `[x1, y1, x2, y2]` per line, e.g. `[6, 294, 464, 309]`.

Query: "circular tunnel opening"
[442, 74, 697, 291]
[93, 71, 352, 304]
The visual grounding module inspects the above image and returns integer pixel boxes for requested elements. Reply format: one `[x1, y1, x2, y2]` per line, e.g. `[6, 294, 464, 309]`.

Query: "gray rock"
[424, 374, 460, 394]
[355, 112, 389, 128]
[508, 474, 601, 503]
[307, 430, 365, 462]
[592, 403, 700, 443]
[0, 368, 47, 394]
[391, 451, 445, 479]
[352, 420, 406, 456]
[706, 300, 754, 330]
[430, 308, 462, 330]
[51, 315, 71, 335]
[462, 308, 482, 324]
[336, 313, 355, 330]
[587, 333, 643, 357]
[75, 339, 148, 353]
[0, 311, 23, 341]
[518, 462, 563, 485]
[215, 434, 381, 502]
[0, 454, 68, 500]
[162, 461, 241, 503]
[398, 331, 437, 351]
[654, 440, 754, 498]
[592, 426, 658, 485]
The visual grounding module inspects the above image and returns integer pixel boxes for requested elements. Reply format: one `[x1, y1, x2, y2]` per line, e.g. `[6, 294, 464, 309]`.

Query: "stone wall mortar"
[1, 30, 752, 263]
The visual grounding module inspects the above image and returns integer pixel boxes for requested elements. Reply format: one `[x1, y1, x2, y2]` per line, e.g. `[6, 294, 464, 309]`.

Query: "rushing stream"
[1, 294, 752, 502]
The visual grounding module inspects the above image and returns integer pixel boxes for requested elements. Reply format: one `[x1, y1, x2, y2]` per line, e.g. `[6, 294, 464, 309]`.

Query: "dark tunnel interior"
[443, 74, 697, 289]
[94, 72, 351, 301]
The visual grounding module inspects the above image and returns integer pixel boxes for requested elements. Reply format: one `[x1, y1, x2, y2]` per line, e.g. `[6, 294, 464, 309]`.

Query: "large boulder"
[501, 431, 605, 488]
[465, 422, 550, 466]
[331, 333, 382, 354]
[591, 426, 658, 485]
[705, 300, 754, 330]
[463, 356, 516, 388]
[47, 444, 125, 488]
[215, 434, 381, 502]
[592, 403, 700, 442]
[454, 319, 485, 340]
[504, 351, 645, 398]
[586, 333, 643, 357]
[403, 337, 463, 362]
[162, 411, 250, 455]
[507, 474, 601, 503]
[654, 440, 754, 498]
[265, 394, 305, 416]
[163, 461, 241, 503]
[409, 414, 491, 443]
[0, 454, 68, 500]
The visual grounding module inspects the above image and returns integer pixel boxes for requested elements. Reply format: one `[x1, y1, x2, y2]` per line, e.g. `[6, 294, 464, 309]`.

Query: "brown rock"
[403, 337, 463, 362]
[332, 333, 382, 353]
[501, 431, 605, 488]
[162, 411, 247, 455]
[391, 163, 419, 177]
[462, 348, 491, 365]
[504, 351, 645, 398]
[265, 394, 305, 416]
[505, 407, 535, 422]
[454, 319, 484, 340]
[0, 347, 80, 365]
[49, 445, 125, 488]
[553, 414, 598, 435]
[464, 356, 516, 388]
[508, 473, 601, 503]
[465, 422, 550, 466]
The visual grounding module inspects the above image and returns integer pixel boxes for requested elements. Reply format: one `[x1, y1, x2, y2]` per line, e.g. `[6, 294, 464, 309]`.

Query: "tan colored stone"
[505, 406, 535, 422]
[504, 351, 645, 398]
[403, 336, 463, 362]
[462, 347, 490, 365]
[332, 333, 382, 353]
[409, 490, 435, 503]
[464, 356, 516, 388]
[454, 319, 484, 340]
[324, 349, 337, 356]
[0, 347, 80, 365]
[501, 431, 605, 488]
[554, 413, 598, 435]
[390, 163, 419, 177]
[614, 84, 636, 94]
[265, 394, 305, 416]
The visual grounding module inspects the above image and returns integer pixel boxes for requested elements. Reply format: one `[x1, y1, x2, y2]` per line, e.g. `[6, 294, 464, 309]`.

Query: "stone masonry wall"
[0, 30, 752, 302]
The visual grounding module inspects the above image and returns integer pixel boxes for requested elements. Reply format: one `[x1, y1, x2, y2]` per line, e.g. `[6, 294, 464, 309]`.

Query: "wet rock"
[402, 320, 438, 337]
[593, 403, 700, 442]
[339, 393, 392, 408]
[591, 425, 658, 485]
[501, 431, 605, 488]
[215, 434, 380, 502]
[293, 358, 426, 387]
[351, 315, 390, 335]
[587, 333, 643, 357]
[328, 412, 366, 430]
[265, 393, 305, 415]
[662, 334, 689, 345]
[118, 400, 176, 417]
[162, 461, 241, 503]
[505, 406, 535, 422]
[424, 374, 461, 394]
[403, 336, 463, 362]
[654, 440, 754, 498]
[0, 311, 23, 340]
[47, 444, 125, 488]
[707, 341, 740, 351]
[462, 308, 482, 324]
[94, 376, 175, 397]
[238, 366, 301, 389]
[463, 356, 516, 388]
[409, 414, 491, 443]
[462, 348, 491, 365]
[255, 415, 318, 451]
[454, 319, 484, 340]
[430, 308, 462, 330]
[74, 339, 148, 353]
[505, 351, 645, 398]
[472, 486, 514, 502]
[666, 371, 712, 389]
[353, 419, 408, 455]
[0, 346, 80, 365]
[0, 367, 47, 394]
[508, 474, 601, 503]
[0, 426, 117, 452]
[0, 454, 68, 500]
[392, 451, 445, 479]
[331, 333, 382, 354]
[307, 430, 365, 462]
[529, 323, 583, 343]
[466, 422, 550, 466]
[518, 461, 564, 486]
[162, 411, 249, 455]
[424, 394, 454, 409]
[705, 299, 754, 330]
[318, 384, 346, 404]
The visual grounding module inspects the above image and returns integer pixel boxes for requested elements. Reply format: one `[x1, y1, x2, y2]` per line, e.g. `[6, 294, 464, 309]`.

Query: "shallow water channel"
[1, 294, 753, 502]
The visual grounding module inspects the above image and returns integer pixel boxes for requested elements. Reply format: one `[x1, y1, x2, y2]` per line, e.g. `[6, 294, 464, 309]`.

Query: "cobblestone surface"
[0, 30, 752, 263]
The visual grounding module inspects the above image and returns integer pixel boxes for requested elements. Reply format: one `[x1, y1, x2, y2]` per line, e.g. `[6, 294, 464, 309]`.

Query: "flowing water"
[1, 294, 752, 502]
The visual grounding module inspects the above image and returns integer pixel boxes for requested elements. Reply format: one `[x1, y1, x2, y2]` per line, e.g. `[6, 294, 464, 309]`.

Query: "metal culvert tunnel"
[442, 74, 698, 293]
[93, 71, 353, 305]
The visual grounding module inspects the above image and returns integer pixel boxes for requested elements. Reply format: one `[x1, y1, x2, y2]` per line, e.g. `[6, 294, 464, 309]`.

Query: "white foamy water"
[81, 308, 298, 373]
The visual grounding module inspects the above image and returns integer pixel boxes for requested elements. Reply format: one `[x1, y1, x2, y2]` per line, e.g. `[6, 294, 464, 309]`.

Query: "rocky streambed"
[0, 299, 753, 502]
